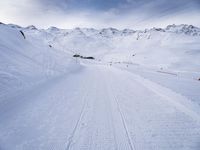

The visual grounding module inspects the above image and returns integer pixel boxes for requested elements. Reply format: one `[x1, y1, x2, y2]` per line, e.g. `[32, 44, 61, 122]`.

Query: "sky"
[0, 0, 200, 29]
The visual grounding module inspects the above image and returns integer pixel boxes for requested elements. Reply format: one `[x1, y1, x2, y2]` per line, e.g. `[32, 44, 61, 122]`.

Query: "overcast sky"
[0, 0, 200, 29]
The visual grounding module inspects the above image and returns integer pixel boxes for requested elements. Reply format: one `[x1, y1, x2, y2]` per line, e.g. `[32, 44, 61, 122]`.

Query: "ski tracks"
[105, 72, 136, 150]
[108, 66, 200, 150]
[65, 86, 89, 150]
[65, 67, 137, 150]
[65, 71, 95, 150]
[1, 65, 200, 150]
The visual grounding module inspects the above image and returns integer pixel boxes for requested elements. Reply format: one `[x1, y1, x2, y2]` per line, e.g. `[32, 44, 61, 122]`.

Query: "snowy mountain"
[1, 23, 200, 150]
[18, 23, 200, 71]
[1, 22, 200, 95]
[165, 24, 200, 36]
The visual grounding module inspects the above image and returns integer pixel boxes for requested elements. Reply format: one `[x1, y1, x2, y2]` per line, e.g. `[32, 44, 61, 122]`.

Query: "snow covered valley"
[0, 23, 200, 150]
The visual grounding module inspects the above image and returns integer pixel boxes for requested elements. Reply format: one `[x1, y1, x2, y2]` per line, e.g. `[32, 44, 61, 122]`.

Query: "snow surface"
[0, 23, 200, 150]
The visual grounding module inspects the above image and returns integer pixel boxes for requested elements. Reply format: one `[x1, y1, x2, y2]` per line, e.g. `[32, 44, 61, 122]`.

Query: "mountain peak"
[26, 25, 38, 30]
[165, 24, 200, 36]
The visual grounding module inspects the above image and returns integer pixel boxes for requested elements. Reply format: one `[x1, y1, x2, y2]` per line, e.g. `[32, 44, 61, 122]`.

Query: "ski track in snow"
[0, 64, 200, 150]
[107, 75, 136, 150]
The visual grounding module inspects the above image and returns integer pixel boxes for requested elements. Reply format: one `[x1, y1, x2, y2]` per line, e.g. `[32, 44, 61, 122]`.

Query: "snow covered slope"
[1, 22, 200, 105]
[0, 23, 200, 150]
[20, 23, 200, 72]
[0, 23, 79, 99]
[0, 64, 200, 150]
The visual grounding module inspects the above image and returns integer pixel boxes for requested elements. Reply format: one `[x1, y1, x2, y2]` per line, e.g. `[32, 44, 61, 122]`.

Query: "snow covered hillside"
[21, 24, 200, 71]
[0, 23, 200, 150]
[0, 23, 79, 99]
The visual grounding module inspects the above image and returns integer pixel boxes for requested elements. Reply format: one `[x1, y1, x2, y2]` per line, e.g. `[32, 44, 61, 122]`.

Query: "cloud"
[0, 0, 200, 29]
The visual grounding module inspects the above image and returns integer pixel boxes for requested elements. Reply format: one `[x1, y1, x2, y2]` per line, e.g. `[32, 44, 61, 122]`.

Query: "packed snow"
[0, 22, 200, 150]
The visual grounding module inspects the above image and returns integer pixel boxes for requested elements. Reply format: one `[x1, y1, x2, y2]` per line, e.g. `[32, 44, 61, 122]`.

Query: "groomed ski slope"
[0, 64, 200, 150]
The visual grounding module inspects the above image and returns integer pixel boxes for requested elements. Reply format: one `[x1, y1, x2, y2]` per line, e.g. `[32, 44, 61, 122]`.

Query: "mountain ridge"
[1, 22, 200, 37]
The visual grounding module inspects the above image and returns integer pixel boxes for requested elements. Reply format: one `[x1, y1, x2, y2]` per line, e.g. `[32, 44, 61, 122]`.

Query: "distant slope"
[21, 23, 200, 72]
